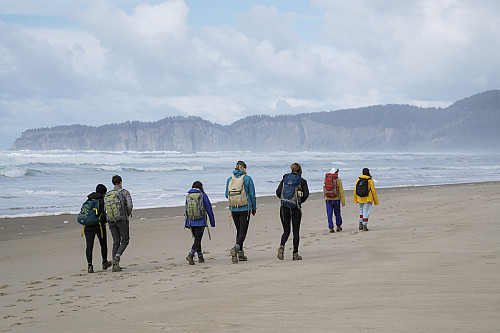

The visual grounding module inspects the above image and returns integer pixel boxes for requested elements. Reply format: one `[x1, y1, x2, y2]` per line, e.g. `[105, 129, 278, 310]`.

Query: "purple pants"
[325, 199, 343, 229]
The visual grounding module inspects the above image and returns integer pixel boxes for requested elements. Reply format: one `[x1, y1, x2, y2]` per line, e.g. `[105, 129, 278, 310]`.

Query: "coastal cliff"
[11, 90, 500, 152]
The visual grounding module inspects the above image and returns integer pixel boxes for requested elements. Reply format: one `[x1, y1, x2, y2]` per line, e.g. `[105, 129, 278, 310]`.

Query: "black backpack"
[356, 177, 371, 197]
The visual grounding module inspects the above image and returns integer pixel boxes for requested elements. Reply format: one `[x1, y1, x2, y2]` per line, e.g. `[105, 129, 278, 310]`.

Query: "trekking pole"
[206, 214, 211, 240]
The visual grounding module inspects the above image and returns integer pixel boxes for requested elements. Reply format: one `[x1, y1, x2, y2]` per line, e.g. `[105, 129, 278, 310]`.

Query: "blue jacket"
[225, 170, 257, 212]
[184, 189, 216, 228]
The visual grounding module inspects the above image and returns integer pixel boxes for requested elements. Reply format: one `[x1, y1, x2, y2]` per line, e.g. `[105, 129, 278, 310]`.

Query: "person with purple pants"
[324, 167, 345, 233]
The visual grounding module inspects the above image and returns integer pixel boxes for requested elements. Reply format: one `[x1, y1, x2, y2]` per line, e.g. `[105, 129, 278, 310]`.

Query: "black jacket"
[276, 173, 309, 205]
[87, 192, 107, 224]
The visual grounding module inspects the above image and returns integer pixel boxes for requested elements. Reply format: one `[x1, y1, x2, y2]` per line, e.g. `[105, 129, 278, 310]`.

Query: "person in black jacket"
[276, 163, 309, 260]
[84, 184, 112, 273]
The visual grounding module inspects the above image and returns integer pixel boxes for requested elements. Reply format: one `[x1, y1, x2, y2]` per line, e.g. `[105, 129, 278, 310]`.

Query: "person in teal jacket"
[225, 161, 257, 263]
[185, 181, 216, 265]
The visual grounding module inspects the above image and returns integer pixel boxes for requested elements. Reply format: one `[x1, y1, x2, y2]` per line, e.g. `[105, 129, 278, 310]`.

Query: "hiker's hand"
[252, 210, 256, 216]
[342, 203, 345, 207]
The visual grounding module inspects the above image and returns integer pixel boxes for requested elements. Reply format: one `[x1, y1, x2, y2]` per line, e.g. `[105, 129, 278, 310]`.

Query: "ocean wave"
[0, 167, 29, 178]
[0, 211, 75, 219]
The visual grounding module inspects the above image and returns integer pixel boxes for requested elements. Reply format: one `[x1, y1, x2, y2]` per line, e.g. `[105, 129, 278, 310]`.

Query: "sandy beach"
[1, 182, 499, 332]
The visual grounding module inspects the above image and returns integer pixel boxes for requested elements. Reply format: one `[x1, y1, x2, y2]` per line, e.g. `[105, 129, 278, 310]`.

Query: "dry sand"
[1, 182, 499, 332]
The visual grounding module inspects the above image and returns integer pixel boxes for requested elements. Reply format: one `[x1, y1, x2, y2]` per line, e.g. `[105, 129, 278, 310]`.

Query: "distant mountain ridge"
[11, 90, 500, 152]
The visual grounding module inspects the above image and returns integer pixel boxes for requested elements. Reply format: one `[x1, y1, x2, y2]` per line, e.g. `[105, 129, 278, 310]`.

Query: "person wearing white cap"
[323, 167, 345, 232]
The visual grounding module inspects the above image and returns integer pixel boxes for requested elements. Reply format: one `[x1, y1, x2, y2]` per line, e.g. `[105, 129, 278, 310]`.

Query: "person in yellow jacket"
[353, 168, 379, 231]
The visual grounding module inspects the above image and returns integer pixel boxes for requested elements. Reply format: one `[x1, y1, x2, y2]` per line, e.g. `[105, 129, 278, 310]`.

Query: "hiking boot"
[336, 225, 342, 232]
[186, 253, 195, 265]
[230, 245, 240, 264]
[277, 245, 284, 260]
[111, 256, 122, 272]
[292, 252, 302, 261]
[363, 224, 369, 231]
[359, 223, 363, 230]
[102, 260, 112, 270]
[88, 265, 94, 273]
[198, 255, 205, 263]
[237, 250, 247, 261]
[329, 228, 335, 233]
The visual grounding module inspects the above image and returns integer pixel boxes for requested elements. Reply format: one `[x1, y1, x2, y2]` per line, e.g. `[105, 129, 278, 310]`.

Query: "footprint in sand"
[56, 311, 69, 317]
[47, 276, 62, 281]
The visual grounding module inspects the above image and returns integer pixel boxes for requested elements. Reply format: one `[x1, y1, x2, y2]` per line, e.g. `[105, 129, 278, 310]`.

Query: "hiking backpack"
[185, 192, 206, 221]
[323, 173, 339, 198]
[355, 177, 371, 197]
[104, 189, 126, 222]
[280, 173, 302, 209]
[228, 175, 248, 207]
[77, 199, 102, 226]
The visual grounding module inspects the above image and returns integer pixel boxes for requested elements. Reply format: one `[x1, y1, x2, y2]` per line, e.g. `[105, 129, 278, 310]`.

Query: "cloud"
[237, 5, 300, 50]
[0, 22, 84, 99]
[315, 0, 500, 100]
[1, 0, 499, 150]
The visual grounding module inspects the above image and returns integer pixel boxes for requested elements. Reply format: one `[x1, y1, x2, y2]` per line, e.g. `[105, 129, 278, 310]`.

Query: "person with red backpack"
[323, 167, 345, 233]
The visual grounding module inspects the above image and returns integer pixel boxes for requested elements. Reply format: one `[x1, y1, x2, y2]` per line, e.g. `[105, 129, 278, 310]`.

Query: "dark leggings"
[190, 226, 205, 254]
[84, 224, 108, 265]
[279, 207, 302, 253]
[231, 211, 251, 249]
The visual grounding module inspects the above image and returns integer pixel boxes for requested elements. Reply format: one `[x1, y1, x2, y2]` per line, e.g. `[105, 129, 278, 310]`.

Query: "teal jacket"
[225, 170, 257, 212]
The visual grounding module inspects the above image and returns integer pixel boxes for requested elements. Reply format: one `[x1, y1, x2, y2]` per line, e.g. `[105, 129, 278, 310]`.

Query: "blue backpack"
[280, 173, 302, 209]
[77, 199, 102, 226]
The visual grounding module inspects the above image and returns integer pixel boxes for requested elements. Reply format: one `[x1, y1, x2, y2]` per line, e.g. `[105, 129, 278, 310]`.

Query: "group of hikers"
[78, 162, 379, 272]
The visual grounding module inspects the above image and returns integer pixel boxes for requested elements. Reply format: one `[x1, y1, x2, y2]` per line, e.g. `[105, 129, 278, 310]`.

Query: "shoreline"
[1, 181, 498, 242]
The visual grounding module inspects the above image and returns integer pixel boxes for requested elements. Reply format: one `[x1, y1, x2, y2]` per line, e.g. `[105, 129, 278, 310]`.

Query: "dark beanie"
[192, 181, 204, 192]
[96, 184, 107, 194]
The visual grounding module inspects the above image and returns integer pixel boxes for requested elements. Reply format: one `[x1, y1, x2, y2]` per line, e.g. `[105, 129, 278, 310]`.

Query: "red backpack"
[323, 173, 339, 198]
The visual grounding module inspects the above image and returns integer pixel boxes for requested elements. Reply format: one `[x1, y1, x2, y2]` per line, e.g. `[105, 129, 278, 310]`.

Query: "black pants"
[190, 226, 205, 254]
[84, 223, 108, 265]
[231, 211, 251, 249]
[279, 207, 302, 253]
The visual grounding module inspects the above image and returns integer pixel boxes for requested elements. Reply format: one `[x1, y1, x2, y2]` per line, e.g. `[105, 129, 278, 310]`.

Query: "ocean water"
[1, 150, 499, 218]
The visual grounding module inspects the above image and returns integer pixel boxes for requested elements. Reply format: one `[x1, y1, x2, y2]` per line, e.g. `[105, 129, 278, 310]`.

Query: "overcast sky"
[1, 0, 499, 150]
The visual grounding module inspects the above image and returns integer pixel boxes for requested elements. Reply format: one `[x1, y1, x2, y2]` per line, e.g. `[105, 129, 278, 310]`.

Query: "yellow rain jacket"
[353, 175, 379, 205]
